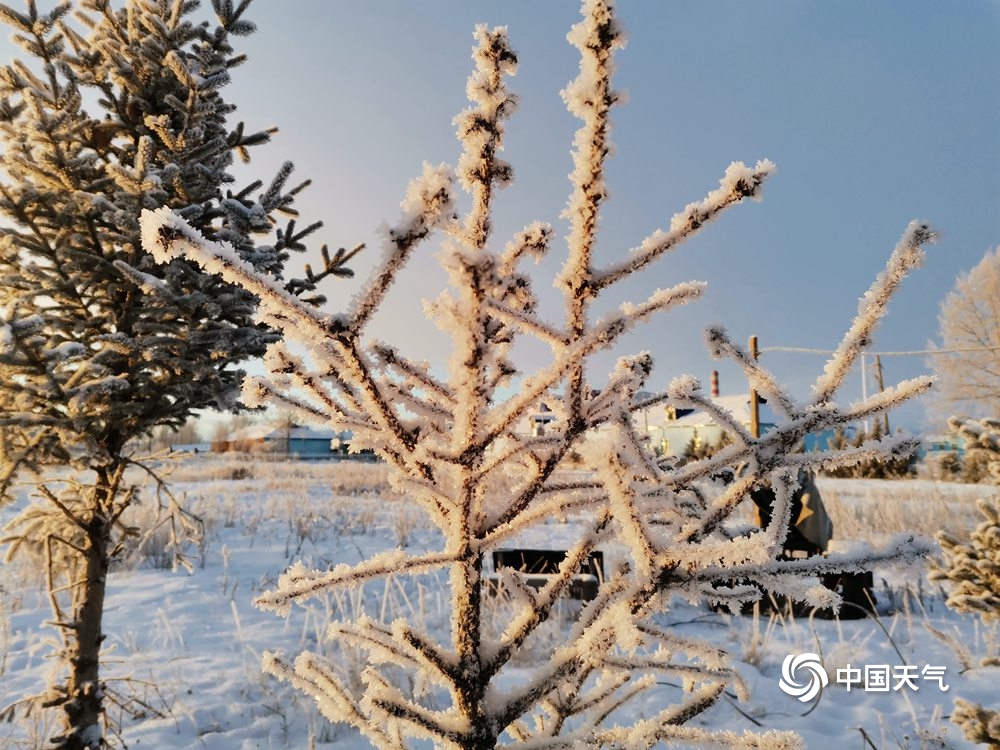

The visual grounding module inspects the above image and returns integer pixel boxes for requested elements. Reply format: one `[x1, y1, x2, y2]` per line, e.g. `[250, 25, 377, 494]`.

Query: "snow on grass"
[1, 456, 997, 748]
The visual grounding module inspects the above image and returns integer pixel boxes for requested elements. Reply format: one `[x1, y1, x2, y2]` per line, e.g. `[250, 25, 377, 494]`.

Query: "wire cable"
[759, 345, 1000, 357]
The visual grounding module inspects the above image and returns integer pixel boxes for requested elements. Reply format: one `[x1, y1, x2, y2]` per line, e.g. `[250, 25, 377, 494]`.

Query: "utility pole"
[873, 354, 889, 434]
[860, 351, 869, 433]
[748, 335, 763, 530]
[749, 335, 760, 438]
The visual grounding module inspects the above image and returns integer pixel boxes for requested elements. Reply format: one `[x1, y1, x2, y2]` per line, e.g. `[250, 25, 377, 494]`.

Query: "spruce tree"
[146, 1, 935, 746]
[931, 498, 1000, 745]
[0, 1, 349, 746]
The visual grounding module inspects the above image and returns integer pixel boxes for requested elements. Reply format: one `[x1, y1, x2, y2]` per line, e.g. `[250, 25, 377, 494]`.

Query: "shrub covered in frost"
[144, 1, 935, 747]
[931, 495, 1000, 746]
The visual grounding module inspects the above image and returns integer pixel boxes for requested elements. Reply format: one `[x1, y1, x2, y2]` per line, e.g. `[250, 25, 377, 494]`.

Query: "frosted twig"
[484, 298, 568, 348]
[455, 24, 518, 249]
[704, 325, 797, 419]
[254, 551, 458, 615]
[594, 160, 776, 291]
[813, 221, 936, 403]
[348, 163, 456, 331]
[500, 221, 553, 273]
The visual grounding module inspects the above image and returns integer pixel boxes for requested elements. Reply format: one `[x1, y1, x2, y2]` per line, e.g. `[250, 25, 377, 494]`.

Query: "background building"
[212, 423, 348, 459]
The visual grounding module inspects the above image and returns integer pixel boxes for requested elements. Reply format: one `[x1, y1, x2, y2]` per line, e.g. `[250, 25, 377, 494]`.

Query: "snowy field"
[1, 456, 996, 749]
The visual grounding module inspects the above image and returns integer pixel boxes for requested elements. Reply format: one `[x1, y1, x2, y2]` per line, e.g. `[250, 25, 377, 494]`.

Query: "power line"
[759, 345, 1000, 357]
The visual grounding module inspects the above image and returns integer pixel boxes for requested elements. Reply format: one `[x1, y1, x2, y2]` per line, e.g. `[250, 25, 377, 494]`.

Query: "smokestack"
[711, 370, 719, 397]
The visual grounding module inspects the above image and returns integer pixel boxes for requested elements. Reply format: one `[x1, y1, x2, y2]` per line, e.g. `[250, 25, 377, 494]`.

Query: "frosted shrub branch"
[348, 163, 457, 330]
[813, 220, 935, 403]
[595, 159, 776, 291]
[143, 1, 936, 747]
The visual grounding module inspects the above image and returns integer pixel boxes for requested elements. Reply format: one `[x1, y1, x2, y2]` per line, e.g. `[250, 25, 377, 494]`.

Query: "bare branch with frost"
[813, 221, 936, 402]
[594, 160, 776, 291]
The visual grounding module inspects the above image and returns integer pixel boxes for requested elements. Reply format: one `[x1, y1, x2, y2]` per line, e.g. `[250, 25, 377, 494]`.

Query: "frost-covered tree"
[929, 247, 1000, 419]
[931, 498, 1000, 745]
[0, 1, 350, 746]
[144, 2, 935, 746]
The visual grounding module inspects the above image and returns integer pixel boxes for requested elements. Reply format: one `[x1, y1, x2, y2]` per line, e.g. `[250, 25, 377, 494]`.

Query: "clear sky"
[8, 1, 1000, 431]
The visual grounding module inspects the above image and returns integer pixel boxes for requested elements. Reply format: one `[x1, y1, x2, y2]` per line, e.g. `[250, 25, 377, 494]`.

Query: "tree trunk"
[53, 474, 116, 750]
[452, 543, 495, 749]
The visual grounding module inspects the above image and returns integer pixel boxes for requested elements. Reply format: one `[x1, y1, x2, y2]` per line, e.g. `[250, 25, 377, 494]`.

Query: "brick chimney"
[711, 370, 719, 397]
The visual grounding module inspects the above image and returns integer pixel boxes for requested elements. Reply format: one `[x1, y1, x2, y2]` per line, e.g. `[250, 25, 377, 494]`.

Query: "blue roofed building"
[212, 423, 348, 459]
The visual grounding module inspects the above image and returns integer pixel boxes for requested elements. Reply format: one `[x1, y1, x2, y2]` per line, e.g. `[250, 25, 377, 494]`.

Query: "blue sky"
[9, 1, 1000, 430]
[226, 1, 996, 430]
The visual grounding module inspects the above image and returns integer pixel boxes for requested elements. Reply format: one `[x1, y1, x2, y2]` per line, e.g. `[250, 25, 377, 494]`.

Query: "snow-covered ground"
[1, 457, 996, 748]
